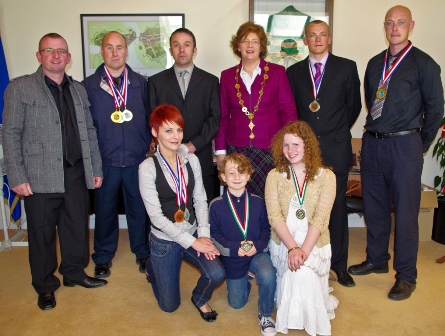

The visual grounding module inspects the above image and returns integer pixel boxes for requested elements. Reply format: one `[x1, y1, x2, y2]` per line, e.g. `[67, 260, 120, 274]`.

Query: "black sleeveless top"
[153, 155, 196, 224]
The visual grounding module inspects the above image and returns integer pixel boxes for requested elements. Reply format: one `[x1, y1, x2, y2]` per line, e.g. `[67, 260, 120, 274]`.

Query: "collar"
[309, 53, 329, 68]
[99, 63, 131, 84]
[388, 40, 412, 58]
[174, 64, 195, 76]
[240, 60, 261, 76]
[154, 144, 189, 166]
[44, 73, 69, 88]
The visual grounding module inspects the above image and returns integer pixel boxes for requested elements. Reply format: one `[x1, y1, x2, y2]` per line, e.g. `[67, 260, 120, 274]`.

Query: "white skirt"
[270, 193, 338, 336]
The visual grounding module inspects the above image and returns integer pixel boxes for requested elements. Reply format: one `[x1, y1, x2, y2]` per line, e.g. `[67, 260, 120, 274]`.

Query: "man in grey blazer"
[2, 33, 106, 311]
[148, 28, 220, 201]
[287, 21, 362, 288]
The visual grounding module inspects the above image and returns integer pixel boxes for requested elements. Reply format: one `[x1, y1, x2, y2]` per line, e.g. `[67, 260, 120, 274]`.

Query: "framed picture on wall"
[249, 0, 333, 68]
[80, 14, 184, 79]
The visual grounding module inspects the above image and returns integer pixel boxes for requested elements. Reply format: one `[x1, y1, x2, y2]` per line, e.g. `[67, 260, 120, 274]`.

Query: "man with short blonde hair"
[348, 6, 444, 300]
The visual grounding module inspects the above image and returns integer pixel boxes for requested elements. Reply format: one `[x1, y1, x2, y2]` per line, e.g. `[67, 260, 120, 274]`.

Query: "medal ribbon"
[380, 42, 413, 85]
[104, 66, 128, 110]
[309, 61, 326, 99]
[290, 165, 307, 206]
[159, 152, 188, 207]
[226, 190, 249, 239]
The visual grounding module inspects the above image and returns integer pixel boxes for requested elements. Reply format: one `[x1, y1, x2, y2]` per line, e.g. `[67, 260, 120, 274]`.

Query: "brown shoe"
[388, 280, 416, 301]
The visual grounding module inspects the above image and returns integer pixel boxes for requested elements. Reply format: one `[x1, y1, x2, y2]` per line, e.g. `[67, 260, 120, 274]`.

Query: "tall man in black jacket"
[348, 5, 444, 301]
[287, 20, 362, 287]
[148, 28, 220, 201]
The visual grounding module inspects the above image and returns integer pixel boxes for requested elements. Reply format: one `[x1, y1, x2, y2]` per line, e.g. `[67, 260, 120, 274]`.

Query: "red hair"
[149, 104, 185, 134]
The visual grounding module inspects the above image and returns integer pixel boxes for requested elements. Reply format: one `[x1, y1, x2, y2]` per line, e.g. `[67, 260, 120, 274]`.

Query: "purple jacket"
[215, 58, 297, 150]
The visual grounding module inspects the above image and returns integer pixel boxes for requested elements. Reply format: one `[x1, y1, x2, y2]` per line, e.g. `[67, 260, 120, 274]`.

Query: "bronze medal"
[376, 87, 387, 99]
[122, 109, 133, 122]
[309, 100, 320, 112]
[111, 110, 124, 123]
[240, 239, 253, 252]
[296, 208, 306, 220]
[174, 209, 185, 222]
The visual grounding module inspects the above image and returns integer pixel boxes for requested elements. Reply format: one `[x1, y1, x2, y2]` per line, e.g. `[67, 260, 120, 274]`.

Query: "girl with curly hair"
[265, 120, 338, 336]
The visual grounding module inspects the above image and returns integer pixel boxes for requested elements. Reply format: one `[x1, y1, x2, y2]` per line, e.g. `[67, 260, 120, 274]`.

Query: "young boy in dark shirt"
[210, 153, 277, 336]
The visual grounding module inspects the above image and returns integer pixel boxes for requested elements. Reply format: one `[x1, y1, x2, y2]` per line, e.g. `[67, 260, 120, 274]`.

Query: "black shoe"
[63, 276, 108, 288]
[348, 261, 389, 275]
[388, 280, 416, 301]
[37, 292, 56, 310]
[335, 270, 356, 287]
[191, 297, 218, 322]
[137, 257, 149, 274]
[94, 262, 111, 278]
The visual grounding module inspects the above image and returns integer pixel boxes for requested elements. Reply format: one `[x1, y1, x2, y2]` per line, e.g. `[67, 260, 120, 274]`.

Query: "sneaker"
[258, 314, 276, 336]
[248, 270, 256, 281]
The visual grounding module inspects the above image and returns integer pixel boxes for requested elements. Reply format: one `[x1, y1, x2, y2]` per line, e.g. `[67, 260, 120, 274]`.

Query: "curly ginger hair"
[270, 121, 327, 182]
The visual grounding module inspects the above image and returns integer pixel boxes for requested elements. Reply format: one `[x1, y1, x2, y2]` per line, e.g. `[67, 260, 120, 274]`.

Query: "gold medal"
[240, 239, 253, 252]
[296, 208, 306, 220]
[122, 109, 133, 122]
[111, 110, 124, 123]
[309, 100, 320, 112]
[376, 87, 387, 99]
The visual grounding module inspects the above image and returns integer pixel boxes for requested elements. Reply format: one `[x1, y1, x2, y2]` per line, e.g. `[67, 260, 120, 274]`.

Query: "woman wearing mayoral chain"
[265, 121, 338, 336]
[214, 21, 297, 199]
[138, 105, 224, 322]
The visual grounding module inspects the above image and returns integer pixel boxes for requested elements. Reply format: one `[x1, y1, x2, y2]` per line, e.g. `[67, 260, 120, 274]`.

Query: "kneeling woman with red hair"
[139, 104, 225, 321]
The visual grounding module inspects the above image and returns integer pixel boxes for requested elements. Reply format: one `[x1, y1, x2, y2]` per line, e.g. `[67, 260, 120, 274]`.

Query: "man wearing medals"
[210, 154, 276, 336]
[148, 28, 220, 202]
[349, 6, 444, 301]
[83, 31, 151, 278]
[287, 20, 362, 288]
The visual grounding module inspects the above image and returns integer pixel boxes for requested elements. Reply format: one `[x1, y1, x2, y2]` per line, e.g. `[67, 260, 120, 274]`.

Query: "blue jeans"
[147, 233, 225, 312]
[226, 253, 276, 317]
[92, 165, 150, 264]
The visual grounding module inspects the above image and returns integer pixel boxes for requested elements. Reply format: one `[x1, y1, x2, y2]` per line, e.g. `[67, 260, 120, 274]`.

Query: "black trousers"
[329, 169, 349, 273]
[361, 132, 422, 283]
[25, 161, 89, 294]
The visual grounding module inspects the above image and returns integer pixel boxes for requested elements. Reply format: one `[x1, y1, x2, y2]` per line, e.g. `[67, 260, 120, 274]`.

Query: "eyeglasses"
[240, 39, 260, 45]
[40, 48, 69, 55]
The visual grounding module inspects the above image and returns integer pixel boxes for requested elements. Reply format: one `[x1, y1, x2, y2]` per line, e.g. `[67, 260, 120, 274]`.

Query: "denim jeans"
[92, 165, 150, 264]
[147, 233, 225, 312]
[226, 252, 276, 316]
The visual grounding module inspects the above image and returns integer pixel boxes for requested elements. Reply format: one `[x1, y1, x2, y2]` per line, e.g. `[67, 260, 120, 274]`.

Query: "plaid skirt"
[227, 143, 274, 199]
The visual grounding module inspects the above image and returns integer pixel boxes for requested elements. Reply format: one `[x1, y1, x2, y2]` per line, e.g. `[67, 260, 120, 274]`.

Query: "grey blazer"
[2, 66, 102, 193]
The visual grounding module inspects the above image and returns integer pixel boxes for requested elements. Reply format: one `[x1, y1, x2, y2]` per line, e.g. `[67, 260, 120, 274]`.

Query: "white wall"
[0, 0, 444, 187]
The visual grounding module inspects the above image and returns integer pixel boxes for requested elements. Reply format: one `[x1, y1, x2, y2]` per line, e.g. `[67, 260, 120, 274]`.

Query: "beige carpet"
[0, 227, 444, 336]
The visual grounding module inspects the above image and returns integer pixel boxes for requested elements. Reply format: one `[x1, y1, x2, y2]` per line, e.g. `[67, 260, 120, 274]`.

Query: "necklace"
[234, 63, 269, 140]
[290, 165, 308, 220]
[226, 190, 252, 252]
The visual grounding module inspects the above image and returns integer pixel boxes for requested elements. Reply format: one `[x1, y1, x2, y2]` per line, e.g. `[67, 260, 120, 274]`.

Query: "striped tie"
[314, 62, 322, 90]
[370, 56, 396, 120]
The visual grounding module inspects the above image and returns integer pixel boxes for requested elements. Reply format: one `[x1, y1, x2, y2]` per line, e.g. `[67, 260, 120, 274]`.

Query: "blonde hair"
[218, 153, 254, 185]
